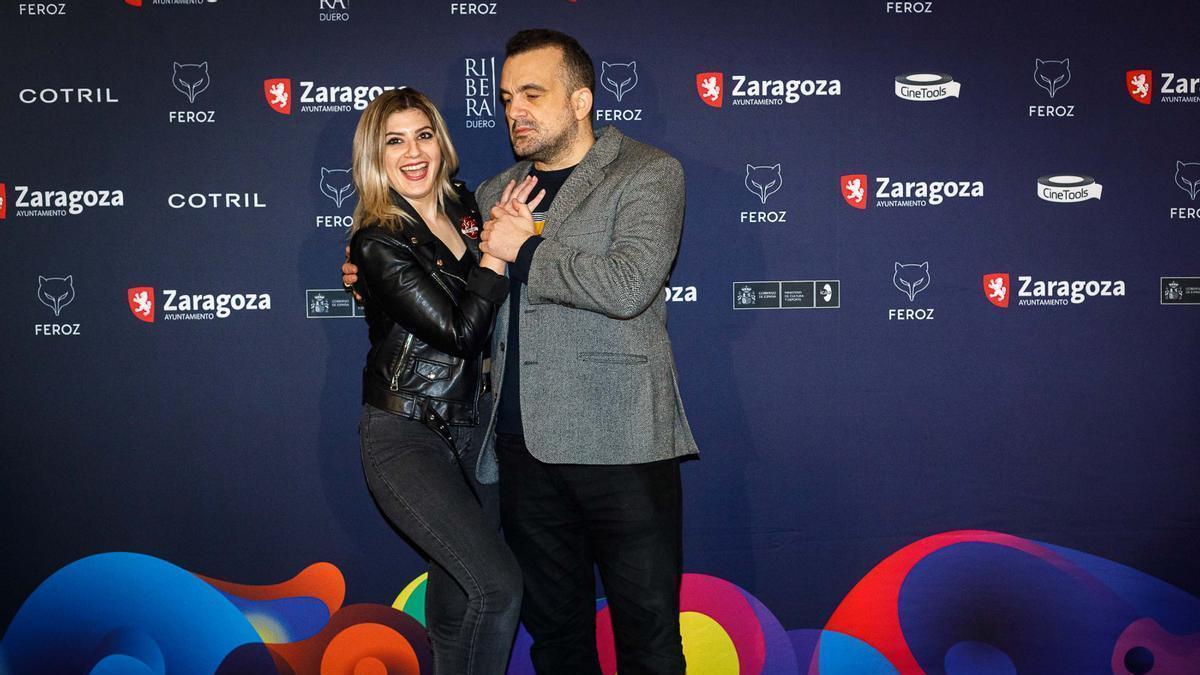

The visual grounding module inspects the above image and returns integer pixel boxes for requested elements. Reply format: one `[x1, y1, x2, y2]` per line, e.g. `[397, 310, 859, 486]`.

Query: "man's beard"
[511, 114, 577, 164]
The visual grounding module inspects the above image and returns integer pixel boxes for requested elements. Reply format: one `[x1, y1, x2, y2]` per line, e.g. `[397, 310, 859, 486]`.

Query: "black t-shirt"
[495, 164, 575, 436]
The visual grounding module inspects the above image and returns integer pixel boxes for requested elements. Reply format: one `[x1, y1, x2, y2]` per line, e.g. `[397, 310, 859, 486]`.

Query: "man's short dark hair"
[505, 29, 595, 95]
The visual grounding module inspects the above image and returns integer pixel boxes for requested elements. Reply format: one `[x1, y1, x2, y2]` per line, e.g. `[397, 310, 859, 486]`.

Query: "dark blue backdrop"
[3, 1, 1199, 672]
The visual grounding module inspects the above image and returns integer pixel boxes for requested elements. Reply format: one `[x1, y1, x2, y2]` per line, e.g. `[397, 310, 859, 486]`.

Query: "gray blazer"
[477, 126, 699, 466]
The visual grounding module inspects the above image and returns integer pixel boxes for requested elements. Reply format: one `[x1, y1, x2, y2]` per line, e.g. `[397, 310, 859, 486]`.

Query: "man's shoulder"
[606, 128, 681, 176]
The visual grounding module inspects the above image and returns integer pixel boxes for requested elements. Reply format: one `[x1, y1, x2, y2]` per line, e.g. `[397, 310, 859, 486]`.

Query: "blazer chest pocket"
[414, 358, 452, 381]
[578, 351, 648, 365]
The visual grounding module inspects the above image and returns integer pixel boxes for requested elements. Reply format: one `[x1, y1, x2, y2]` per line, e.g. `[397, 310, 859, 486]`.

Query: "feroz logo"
[1037, 174, 1102, 203]
[264, 78, 292, 115]
[128, 287, 155, 323]
[1127, 70, 1153, 105]
[600, 61, 637, 102]
[38, 276, 75, 316]
[1175, 161, 1199, 200]
[894, 73, 960, 101]
[841, 174, 867, 209]
[319, 168, 355, 207]
[744, 164, 782, 204]
[1034, 59, 1071, 98]
[696, 72, 723, 107]
[893, 262, 930, 301]
[983, 273, 1010, 308]
[171, 62, 210, 103]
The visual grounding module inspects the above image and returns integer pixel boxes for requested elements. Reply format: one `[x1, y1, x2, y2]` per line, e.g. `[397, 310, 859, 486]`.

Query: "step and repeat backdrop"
[3, 1, 1199, 673]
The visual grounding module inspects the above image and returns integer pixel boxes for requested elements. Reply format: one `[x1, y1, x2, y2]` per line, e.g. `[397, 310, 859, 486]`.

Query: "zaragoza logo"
[983, 273, 1010, 308]
[264, 78, 292, 115]
[0, 184, 7, 220]
[696, 72, 723, 107]
[841, 174, 867, 210]
[128, 287, 155, 323]
[1127, 70, 1153, 105]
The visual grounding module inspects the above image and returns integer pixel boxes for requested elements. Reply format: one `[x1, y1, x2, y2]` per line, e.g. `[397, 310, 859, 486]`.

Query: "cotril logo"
[128, 287, 155, 323]
[1127, 70, 1153, 105]
[841, 174, 867, 210]
[983, 273, 1010, 308]
[696, 72, 723, 108]
[264, 78, 292, 115]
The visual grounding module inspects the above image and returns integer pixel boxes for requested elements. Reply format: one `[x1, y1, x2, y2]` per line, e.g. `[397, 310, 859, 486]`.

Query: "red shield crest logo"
[840, 174, 868, 210]
[264, 78, 292, 115]
[983, 273, 1010, 308]
[696, 72, 723, 108]
[459, 215, 480, 239]
[1126, 69, 1153, 105]
[128, 287, 155, 323]
[124, 0, 143, 6]
[0, 183, 7, 220]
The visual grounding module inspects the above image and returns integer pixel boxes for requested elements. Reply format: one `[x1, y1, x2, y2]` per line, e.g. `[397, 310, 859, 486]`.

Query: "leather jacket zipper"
[389, 333, 415, 391]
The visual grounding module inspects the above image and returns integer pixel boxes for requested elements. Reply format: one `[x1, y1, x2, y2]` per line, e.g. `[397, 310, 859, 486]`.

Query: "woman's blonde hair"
[350, 88, 460, 234]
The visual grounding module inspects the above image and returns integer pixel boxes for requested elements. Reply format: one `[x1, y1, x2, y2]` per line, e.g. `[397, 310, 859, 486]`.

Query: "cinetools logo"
[1037, 175, 1101, 203]
[894, 73, 960, 101]
[1128, 70, 1200, 105]
[36, 275, 81, 336]
[1161, 277, 1200, 305]
[597, 60, 642, 122]
[983, 273, 1010, 308]
[733, 280, 839, 310]
[129, 286, 272, 322]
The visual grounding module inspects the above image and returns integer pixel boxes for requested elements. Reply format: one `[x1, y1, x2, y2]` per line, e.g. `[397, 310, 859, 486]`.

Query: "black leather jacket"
[350, 182, 508, 428]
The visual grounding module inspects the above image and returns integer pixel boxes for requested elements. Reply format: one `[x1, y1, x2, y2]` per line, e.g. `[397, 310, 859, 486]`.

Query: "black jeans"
[495, 433, 685, 675]
[359, 405, 522, 674]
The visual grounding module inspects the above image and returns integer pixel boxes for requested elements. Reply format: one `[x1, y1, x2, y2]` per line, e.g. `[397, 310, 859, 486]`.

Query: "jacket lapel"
[540, 126, 622, 239]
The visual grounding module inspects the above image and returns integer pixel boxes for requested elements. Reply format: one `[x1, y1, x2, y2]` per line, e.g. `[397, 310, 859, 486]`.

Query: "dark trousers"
[359, 405, 523, 675]
[495, 433, 685, 675]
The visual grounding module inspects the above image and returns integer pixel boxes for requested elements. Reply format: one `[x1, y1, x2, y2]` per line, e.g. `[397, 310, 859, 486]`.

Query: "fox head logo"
[319, 168, 355, 208]
[1127, 70, 1153, 105]
[601, 61, 638, 102]
[264, 78, 292, 115]
[893, 262, 930, 302]
[1034, 58, 1070, 98]
[38, 276, 75, 316]
[841, 174, 867, 210]
[696, 72, 723, 108]
[1175, 161, 1200, 200]
[172, 62, 210, 104]
[128, 287, 155, 323]
[744, 164, 782, 204]
[983, 273, 1010, 308]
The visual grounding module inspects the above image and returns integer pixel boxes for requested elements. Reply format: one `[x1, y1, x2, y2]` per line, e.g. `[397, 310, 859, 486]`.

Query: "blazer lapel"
[540, 126, 622, 239]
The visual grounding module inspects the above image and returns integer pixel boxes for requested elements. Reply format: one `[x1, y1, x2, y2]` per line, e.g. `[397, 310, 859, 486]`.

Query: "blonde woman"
[349, 89, 540, 673]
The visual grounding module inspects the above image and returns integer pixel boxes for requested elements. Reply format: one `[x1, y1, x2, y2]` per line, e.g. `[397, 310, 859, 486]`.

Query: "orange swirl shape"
[196, 561, 346, 615]
[267, 603, 431, 674]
